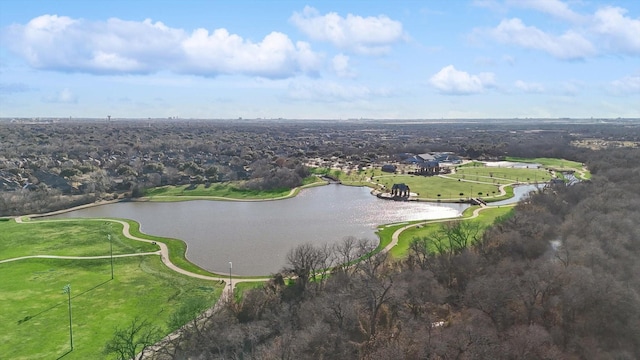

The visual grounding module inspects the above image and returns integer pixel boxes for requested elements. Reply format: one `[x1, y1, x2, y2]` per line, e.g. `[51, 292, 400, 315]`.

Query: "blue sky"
[1, 0, 638, 119]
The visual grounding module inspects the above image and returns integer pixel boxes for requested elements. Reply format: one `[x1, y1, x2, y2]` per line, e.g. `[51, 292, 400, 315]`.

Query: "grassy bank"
[0, 219, 156, 261]
[144, 183, 293, 200]
[143, 176, 325, 202]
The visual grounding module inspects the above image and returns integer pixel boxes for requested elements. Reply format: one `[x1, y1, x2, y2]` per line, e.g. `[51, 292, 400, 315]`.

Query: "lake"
[50, 184, 468, 275]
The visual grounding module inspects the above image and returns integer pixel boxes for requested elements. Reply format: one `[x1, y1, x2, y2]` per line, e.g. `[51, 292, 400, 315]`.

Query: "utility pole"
[62, 284, 73, 351]
[109, 234, 114, 280]
[228, 261, 233, 300]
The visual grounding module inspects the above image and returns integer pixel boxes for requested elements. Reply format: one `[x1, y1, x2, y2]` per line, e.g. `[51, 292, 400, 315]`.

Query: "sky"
[0, 0, 639, 119]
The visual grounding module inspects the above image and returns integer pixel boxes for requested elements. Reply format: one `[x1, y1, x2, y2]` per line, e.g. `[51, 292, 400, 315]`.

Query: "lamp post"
[62, 284, 73, 351]
[108, 234, 114, 280]
[228, 261, 233, 300]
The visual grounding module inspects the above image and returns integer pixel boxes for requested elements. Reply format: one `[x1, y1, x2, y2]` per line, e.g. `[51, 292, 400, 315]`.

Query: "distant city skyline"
[1, 0, 639, 119]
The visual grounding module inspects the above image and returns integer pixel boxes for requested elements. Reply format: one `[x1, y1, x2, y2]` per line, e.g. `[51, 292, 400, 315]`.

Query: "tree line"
[3, 118, 636, 216]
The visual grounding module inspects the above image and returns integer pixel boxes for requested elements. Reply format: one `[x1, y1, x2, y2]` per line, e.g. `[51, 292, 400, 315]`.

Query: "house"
[381, 164, 397, 173]
[416, 160, 440, 175]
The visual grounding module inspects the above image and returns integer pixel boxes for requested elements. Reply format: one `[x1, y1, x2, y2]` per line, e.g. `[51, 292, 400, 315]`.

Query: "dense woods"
[2, 118, 637, 216]
[150, 147, 639, 358]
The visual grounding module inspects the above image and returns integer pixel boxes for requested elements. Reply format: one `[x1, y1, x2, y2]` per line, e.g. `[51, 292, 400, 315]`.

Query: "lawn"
[504, 156, 585, 171]
[452, 164, 552, 184]
[143, 176, 326, 202]
[312, 166, 528, 201]
[388, 206, 515, 257]
[372, 174, 504, 200]
[233, 281, 267, 302]
[0, 219, 157, 261]
[144, 182, 292, 200]
[0, 256, 222, 360]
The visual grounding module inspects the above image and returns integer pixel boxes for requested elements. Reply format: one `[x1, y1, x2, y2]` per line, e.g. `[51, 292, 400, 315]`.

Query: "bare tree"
[103, 317, 161, 360]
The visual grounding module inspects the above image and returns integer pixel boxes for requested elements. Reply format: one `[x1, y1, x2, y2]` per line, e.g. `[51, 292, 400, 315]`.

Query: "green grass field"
[143, 176, 326, 201]
[452, 163, 552, 184]
[0, 219, 157, 261]
[504, 156, 583, 170]
[312, 163, 544, 201]
[0, 256, 221, 360]
[391, 206, 515, 257]
[372, 174, 505, 200]
[144, 182, 293, 200]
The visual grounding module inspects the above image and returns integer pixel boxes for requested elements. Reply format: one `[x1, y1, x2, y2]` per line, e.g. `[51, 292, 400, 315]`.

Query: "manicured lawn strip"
[391, 206, 515, 258]
[375, 221, 418, 253]
[0, 219, 156, 261]
[143, 176, 325, 202]
[505, 156, 583, 170]
[453, 166, 552, 184]
[144, 183, 292, 199]
[373, 174, 502, 200]
[391, 222, 440, 257]
[483, 185, 514, 202]
[302, 175, 327, 186]
[121, 219, 216, 276]
[122, 219, 267, 279]
[505, 156, 591, 180]
[0, 256, 221, 360]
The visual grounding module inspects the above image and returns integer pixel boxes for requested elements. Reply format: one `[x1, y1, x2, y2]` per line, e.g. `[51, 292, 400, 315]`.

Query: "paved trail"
[10, 216, 269, 301]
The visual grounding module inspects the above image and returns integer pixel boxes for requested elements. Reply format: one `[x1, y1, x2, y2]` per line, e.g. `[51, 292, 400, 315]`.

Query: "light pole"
[108, 234, 114, 280]
[228, 261, 233, 300]
[62, 284, 73, 351]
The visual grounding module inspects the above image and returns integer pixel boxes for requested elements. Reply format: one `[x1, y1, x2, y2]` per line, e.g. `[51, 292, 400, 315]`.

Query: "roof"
[417, 153, 436, 161]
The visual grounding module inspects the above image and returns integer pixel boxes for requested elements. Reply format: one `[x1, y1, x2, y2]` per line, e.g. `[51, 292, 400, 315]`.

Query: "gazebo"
[391, 183, 410, 198]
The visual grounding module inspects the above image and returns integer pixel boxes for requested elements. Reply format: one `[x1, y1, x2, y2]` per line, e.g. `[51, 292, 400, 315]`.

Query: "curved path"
[383, 202, 514, 255]
[0, 252, 161, 264]
[10, 216, 270, 301]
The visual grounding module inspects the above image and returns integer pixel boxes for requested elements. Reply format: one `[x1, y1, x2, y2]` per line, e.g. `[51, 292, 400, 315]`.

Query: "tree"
[284, 243, 327, 295]
[354, 250, 395, 339]
[103, 317, 161, 360]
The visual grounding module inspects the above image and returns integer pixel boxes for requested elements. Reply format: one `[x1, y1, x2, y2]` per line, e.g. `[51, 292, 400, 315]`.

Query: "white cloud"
[592, 6, 640, 55]
[429, 65, 495, 95]
[514, 80, 544, 93]
[331, 54, 356, 78]
[607, 75, 640, 95]
[476, 3, 640, 59]
[3, 15, 322, 78]
[290, 6, 405, 55]
[486, 18, 595, 60]
[181, 29, 321, 78]
[43, 88, 77, 103]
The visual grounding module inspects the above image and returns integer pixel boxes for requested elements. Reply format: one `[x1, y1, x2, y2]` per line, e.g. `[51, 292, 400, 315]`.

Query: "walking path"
[383, 201, 501, 254]
[10, 216, 269, 302]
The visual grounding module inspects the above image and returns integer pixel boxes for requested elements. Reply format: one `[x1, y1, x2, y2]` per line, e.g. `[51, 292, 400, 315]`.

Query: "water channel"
[50, 183, 539, 275]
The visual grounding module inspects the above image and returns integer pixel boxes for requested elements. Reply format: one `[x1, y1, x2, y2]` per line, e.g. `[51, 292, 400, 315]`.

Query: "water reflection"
[490, 184, 544, 206]
[51, 185, 467, 275]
